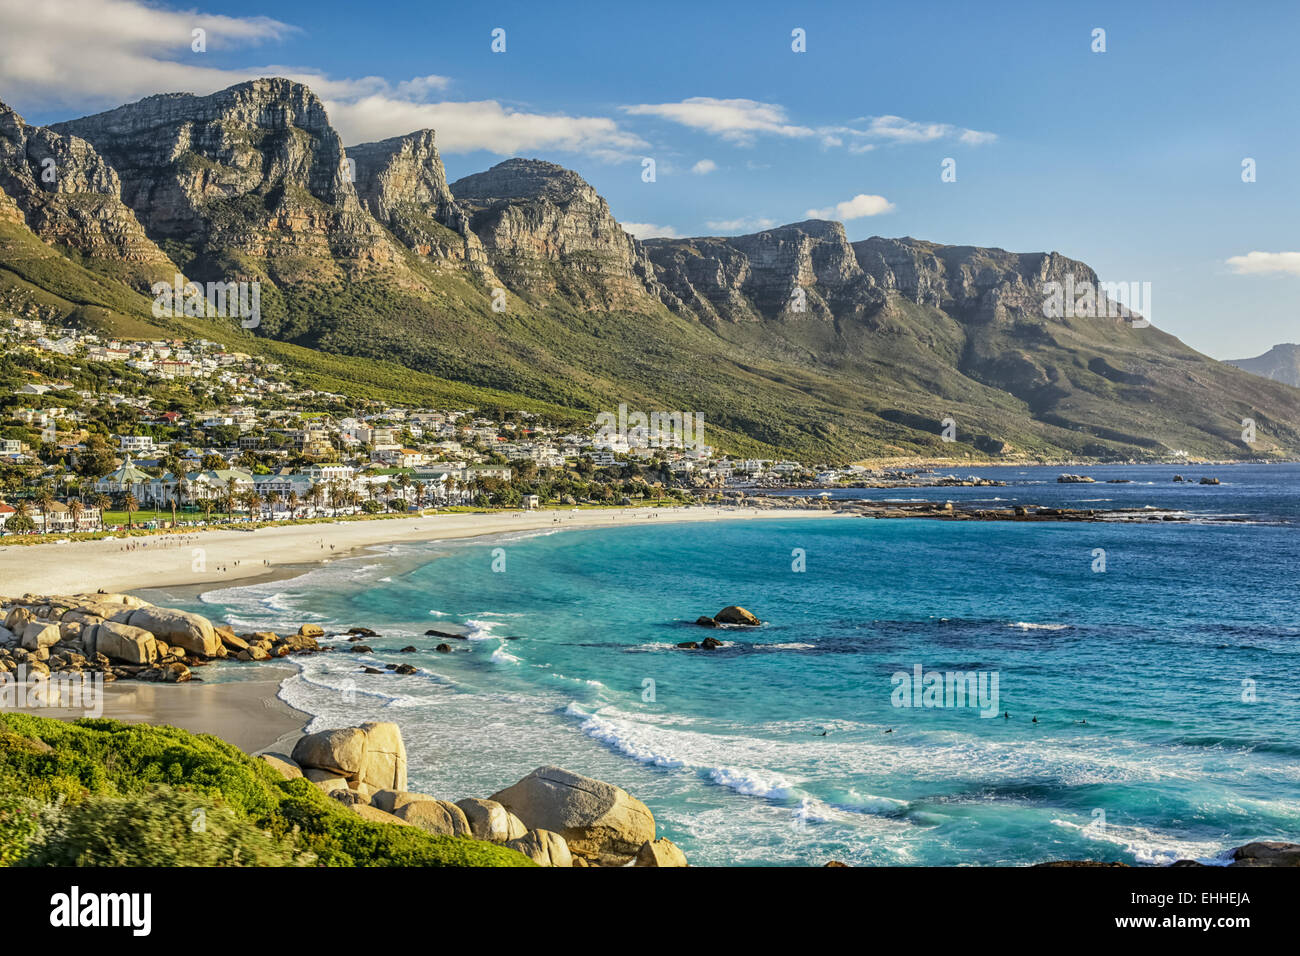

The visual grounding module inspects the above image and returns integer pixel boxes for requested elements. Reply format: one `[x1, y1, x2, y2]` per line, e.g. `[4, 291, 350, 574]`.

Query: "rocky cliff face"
[647, 220, 881, 322]
[348, 130, 496, 279]
[0, 100, 173, 281]
[52, 78, 403, 282]
[853, 236, 1102, 325]
[449, 159, 670, 308]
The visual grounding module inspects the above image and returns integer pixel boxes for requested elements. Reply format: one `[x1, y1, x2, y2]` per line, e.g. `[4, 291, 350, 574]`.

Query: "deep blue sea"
[178, 463, 1300, 866]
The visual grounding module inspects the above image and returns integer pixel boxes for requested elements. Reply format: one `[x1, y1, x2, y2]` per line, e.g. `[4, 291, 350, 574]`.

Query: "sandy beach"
[0, 505, 838, 596]
[0, 665, 309, 753]
[1, 506, 838, 753]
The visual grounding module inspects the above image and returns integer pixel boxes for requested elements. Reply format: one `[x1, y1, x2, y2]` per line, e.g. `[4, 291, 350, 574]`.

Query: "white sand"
[0, 506, 839, 595]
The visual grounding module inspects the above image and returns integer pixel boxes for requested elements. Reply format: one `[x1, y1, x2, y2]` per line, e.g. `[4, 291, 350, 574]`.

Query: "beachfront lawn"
[0, 714, 535, 867]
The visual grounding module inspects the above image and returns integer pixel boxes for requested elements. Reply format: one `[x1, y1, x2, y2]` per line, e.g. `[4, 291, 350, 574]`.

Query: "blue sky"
[2, 0, 1297, 358]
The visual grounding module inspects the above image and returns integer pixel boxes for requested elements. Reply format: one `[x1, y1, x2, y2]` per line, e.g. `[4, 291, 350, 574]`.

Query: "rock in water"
[1229, 841, 1300, 867]
[504, 829, 573, 867]
[490, 766, 656, 866]
[714, 606, 761, 626]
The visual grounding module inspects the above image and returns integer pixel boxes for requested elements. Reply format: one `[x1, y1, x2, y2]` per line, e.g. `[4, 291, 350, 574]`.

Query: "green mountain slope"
[0, 78, 1292, 462]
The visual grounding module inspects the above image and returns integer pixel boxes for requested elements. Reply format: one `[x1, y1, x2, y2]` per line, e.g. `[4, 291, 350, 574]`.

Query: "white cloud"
[805, 194, 895, 220]
[691, 159, 717, 175]
[621, 97, 995, 153]
[623, 222, 681, 239]
[1225, 252, 1300, 276]
[849, 115, 996, 146]
[0, 0, 647, 158]
[705, 217, 777, 233]
[623, 97, 814, 145]
[325, 96, 647, 157]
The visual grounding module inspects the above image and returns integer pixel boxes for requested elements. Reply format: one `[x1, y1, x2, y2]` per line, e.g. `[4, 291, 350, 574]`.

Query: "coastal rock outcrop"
[714, 606, 761, 626]
[456, 798, 528, 842]
[258, 753, 303, 780]
[635, 838, 689, 867]
[1228, 841, 1300, 867]
[291, 721, 408, 793]
[504, 829, 573, 867]
[90, 620, 159, 665]
[116, 606, 220, 657]
[490, 765, 656, 865]
[20, 621, 61, 650]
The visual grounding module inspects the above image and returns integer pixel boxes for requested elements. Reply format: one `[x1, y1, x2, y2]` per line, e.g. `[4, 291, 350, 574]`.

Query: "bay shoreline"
[3, 506, 842, 753]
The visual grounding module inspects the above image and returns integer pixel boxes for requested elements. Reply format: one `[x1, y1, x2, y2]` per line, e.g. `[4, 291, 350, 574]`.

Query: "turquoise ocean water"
[180, 464, 1300, 865]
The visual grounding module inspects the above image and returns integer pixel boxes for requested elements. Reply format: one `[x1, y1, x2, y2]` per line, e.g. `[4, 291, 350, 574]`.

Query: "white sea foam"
[464, 619, 504, 639]
[491, 645, 520, 664]
[1050, 817, 1229, 866]
[1008, 622, 1072, 631]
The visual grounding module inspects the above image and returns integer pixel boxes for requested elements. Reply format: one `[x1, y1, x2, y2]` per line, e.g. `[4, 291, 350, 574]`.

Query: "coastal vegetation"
[0, 713, 534, 867]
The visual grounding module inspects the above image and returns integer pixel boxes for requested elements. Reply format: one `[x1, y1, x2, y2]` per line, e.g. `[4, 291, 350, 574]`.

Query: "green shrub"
[0, 715, 534, 867]
[0, 794, 44, 866]
[22, 788, 311, 867]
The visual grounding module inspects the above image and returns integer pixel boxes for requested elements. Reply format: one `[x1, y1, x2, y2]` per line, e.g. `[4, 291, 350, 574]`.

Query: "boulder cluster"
[0, 593, 325, 682]
[272, 727, 686, 867]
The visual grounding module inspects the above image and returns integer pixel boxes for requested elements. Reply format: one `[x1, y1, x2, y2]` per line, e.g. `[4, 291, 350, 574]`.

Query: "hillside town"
[0, 316, 837, 536]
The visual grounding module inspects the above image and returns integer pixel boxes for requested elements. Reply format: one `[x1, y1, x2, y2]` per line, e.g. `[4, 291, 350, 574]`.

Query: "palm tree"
[265, 490, 282, 520]
[92, 493, 110, 530]
[397, 472, 412, 505]
[309, 482, 324, 514]
[68, 497, 84, 533]
[123, 493, 139, 530]
[33, 483, 55, 535]
[224, 477, 238, 520]
[199, 498, 215, 522]
[246, 492, 263, 520]
[413, 481, 426, 511]
[287, 490, 300, 518]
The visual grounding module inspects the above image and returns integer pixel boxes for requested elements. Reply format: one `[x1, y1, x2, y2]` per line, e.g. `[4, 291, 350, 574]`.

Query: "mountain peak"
[1228, 343, 1300, 387]
[450, 158, 595, 204]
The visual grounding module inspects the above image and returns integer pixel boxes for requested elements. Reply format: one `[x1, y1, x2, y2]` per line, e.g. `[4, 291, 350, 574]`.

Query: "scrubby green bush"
[0, 794, 44, 866]
[0, 715, 533, 867]
[22, 788, 310, 867]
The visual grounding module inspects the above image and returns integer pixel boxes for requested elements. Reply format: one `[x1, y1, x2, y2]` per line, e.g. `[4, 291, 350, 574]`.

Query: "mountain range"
[3, 77, 1299, 461]
[1228, 344, 1300, 389]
